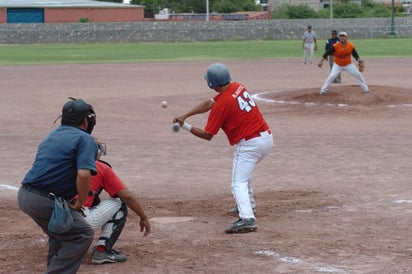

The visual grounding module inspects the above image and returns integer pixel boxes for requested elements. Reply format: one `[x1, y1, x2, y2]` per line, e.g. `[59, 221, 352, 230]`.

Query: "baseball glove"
[358, 60, 365, 72]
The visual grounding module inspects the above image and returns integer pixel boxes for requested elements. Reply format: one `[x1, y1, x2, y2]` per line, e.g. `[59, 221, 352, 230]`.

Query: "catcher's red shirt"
[205, 82, 269, 146]
[83, 160, 127, 207]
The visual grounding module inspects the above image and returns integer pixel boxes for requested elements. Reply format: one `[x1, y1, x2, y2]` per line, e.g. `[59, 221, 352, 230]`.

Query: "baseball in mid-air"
[161, 101, 168, 108]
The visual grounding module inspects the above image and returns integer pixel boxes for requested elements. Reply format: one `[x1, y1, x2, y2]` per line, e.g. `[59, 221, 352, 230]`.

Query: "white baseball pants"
[83, 198, 123, 247]
[303, 43, 315, 64]
[321, 62, 369, 93]
[232, 131, 273, 220]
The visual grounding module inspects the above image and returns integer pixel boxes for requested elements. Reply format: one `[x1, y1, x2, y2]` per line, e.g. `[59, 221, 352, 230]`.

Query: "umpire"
[325, 30, 341, 83]
[18, 98, 98, 274]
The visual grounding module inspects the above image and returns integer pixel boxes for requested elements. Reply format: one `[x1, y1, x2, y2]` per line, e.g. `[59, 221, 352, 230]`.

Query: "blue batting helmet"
[204, 63, 231, 89]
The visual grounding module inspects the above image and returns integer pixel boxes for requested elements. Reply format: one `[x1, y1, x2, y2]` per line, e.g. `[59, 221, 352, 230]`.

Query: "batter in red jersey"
[174, 63, 273, 234]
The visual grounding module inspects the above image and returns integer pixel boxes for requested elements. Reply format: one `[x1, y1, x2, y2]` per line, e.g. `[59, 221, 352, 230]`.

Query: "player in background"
[79, 138, 151, 264]
[318, 31, 369, 95]
[173, 63, 273, 234]
[302, 25, 317, 65]
[325, 30, 341, 83]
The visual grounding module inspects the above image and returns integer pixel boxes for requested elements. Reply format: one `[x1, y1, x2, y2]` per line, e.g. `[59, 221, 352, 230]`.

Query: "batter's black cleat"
[225, 218, 257, 234]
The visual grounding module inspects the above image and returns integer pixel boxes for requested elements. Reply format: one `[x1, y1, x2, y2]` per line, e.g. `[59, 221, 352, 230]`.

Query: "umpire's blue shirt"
[22, 125, 97, 200]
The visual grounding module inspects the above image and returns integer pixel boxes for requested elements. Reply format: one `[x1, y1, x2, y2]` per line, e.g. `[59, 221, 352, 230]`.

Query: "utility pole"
[390, 0, 396, 35]
[206, 0, 210, 21]
[330, 0, 333, 21]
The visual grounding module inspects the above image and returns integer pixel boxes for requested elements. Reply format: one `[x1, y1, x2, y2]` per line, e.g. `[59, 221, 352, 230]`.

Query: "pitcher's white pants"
[321, 62, 369, 93]
[232, 131, 273, 220]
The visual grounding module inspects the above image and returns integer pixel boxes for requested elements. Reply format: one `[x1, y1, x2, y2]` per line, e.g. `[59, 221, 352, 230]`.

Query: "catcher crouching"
[77, 138, 151, 264]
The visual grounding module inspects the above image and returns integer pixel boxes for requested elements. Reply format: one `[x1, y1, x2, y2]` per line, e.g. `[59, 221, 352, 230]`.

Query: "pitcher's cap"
[339, 31, 348, 37]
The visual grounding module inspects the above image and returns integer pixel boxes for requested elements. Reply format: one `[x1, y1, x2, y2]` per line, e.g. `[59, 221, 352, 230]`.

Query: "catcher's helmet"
[204, 63, 231, 89]
[61, 97, 96, 134]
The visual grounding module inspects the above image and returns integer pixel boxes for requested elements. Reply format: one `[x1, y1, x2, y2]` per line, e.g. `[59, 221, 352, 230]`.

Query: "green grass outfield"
[1, 38, 411, 65]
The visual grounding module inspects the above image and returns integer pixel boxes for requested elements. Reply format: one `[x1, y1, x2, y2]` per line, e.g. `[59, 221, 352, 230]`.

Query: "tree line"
[97, 0, 405, 19]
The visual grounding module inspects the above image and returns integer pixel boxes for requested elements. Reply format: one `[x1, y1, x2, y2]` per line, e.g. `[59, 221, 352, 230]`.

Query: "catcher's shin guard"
[99, 202, 128, 252]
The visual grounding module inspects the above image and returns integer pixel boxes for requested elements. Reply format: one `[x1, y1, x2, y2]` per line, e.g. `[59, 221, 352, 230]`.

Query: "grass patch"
[0, 38, 411, 65]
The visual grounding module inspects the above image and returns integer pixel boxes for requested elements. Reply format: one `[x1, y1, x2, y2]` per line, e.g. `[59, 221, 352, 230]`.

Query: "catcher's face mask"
[97, 141, 106, 156]
[94, 138, 107, 159]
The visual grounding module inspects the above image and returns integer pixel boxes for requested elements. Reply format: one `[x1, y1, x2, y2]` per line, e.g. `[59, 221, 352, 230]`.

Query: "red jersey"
[83, 160, 127, 207]
[204, 82, 269, 146]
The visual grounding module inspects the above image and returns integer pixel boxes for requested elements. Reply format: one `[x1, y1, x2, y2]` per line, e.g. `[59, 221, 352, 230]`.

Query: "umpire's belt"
[22, 184, 54, 200]
[244, 129, 272, 141]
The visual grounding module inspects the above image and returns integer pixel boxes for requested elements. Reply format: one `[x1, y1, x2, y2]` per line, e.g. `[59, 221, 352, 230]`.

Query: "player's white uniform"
[303, 29, 317, 64]
[232, 131, 273, 219]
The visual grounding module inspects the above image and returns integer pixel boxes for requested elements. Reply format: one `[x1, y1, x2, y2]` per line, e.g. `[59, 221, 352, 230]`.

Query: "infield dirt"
[1, 58, 411, 273]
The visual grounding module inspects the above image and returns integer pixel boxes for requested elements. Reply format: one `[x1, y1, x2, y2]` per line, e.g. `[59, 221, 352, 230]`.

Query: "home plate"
[151, 217, 195, 224]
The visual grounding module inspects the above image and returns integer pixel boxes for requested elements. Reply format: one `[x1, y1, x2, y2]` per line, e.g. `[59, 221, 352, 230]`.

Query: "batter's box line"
[234, 241, 348, 274]
[0, 184, 19, 191]
[253, 249, 348, 274]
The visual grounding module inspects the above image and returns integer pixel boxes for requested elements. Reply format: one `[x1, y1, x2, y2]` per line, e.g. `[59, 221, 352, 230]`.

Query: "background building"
[0, 0, 144, 23]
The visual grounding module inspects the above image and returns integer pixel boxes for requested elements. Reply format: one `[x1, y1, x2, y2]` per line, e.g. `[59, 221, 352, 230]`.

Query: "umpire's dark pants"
[18, 187, 94, 274]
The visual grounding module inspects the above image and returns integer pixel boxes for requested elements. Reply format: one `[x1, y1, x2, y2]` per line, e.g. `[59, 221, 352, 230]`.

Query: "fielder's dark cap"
[332, 30, 338, 34]
[307, 25, 312, 28]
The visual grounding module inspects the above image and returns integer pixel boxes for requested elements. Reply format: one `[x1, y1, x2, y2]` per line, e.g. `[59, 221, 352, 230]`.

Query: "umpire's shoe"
[225, 218, 257, 234]
[92, 248, 128, 264]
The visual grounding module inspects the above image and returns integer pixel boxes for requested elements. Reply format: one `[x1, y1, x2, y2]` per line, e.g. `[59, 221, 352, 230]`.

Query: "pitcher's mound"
[261, 85, 412, 107]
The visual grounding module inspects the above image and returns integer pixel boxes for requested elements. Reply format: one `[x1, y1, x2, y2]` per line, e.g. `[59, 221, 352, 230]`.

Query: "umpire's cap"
[61, 97, 96, 134]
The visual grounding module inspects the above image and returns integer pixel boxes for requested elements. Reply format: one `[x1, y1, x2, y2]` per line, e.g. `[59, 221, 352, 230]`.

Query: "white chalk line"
[254, 249, 348, 273]
[0, 184, 19, 191]
[252, 91, 412, 108]
[393, 199, 412, 204]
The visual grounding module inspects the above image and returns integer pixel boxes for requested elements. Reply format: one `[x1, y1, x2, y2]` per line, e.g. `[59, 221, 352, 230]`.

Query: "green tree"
[285, 4, 318, 19]
[371, 4, 390, 17]
[332, 3, 364, 18]
[133, 0, 258, 15]
[212, 0, 259, 13]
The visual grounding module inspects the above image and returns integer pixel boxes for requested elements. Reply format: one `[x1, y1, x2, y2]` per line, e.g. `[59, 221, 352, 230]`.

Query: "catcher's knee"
[99, 203, 128, 251]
